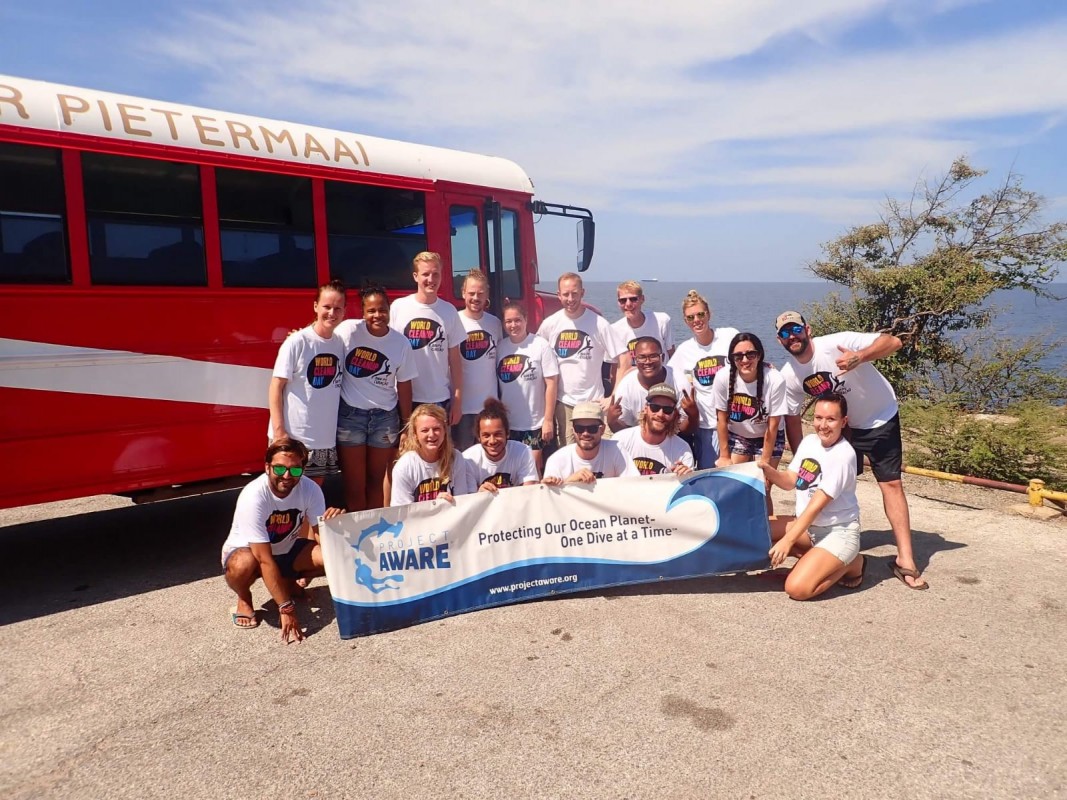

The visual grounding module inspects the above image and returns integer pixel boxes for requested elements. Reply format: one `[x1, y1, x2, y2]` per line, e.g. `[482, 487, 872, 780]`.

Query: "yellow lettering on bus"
[57, 93, 89, 126]
[355, 140, 370, 166]
[260, 126, 297, 157]
[0, 84, 29, 120]
[193, 114, 225, 147]
[303, 133, 330, 161]
[117, 103, 152, 137]
[333, 138, 360, 165]
[151, 107, 183, 140]
[226, 120, 260, 152]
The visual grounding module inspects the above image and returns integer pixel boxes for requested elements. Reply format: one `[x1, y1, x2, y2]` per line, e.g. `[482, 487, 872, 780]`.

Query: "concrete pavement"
[1, 482, 1064, 799]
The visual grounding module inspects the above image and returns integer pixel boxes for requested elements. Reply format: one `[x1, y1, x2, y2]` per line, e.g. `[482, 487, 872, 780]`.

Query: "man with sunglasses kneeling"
[542, 402, 639, 485]
[221, 438, 345, 642]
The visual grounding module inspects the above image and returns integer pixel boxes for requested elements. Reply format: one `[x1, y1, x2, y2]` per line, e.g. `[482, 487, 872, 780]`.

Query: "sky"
[4, 0, 1067, 284]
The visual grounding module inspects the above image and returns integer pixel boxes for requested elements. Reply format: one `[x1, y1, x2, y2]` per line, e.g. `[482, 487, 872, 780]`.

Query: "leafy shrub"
[901, 400, 1067, 491]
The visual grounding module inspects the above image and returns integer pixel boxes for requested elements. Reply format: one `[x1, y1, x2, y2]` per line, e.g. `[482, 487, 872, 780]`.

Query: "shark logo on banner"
[321, 464, 773, 638]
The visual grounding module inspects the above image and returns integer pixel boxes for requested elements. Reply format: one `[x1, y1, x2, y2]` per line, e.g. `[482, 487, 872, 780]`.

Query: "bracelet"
[279, 600, 297, 615]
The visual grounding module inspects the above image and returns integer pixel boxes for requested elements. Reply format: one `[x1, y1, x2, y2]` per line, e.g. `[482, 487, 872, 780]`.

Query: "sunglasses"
[731, 351, 760, 362]
[647, 402, 676, 415]
[684, 311, 708, 322]
[573, 422, 602, 434]
[777, 324, 805, 339]
[271, 464, 305, 477]
[617, 296, 641, 305]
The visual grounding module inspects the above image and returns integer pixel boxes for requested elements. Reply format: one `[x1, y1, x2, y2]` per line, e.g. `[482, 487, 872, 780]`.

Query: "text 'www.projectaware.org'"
[488, 575, 579, 595]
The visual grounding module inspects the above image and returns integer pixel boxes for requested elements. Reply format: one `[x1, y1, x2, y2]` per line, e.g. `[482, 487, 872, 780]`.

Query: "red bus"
[0, 75, 594, 509]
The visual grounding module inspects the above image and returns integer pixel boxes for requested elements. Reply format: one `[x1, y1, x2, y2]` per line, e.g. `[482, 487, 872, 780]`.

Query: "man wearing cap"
[773, 311, 928, 590]
[221, 438, 345, 642]
[542, 401, 640, 484]
[615, 383, 695, 477]
[607, 337, 696, 435]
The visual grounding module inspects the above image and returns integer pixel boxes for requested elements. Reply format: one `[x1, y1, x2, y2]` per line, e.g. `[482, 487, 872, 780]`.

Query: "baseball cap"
[646, 383, 677, 403]
[774, 311, 805, 331]
[571, 401, 604, 423]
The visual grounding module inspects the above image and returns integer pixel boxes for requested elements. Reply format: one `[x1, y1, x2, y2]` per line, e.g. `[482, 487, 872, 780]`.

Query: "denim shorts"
[336, 400, 400, 449]
[808, 520, 861, 565]
[728, 428, 785, 458]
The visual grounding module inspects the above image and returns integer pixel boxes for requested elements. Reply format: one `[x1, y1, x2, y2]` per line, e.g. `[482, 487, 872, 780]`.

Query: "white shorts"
[808, 520, 861, 564]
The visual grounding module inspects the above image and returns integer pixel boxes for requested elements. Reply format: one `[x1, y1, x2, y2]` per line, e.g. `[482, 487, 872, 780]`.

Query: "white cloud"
[144, 1, 1067, 226]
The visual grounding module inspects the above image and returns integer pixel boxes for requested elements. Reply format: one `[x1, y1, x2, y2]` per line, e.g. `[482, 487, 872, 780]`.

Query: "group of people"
[222, 254, 929, 641]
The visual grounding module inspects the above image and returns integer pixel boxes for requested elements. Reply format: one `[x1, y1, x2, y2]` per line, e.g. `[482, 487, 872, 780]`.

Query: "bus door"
[445, 196, 524, 316]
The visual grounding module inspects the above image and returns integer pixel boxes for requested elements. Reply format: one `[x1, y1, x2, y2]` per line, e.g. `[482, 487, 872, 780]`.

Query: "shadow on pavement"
[0, 490, 242, 626]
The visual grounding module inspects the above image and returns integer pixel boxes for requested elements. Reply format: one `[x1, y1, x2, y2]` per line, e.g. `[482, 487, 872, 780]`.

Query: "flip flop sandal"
[838, 554, 867, 589]
[230, 607, 260, 629]
[889, 561, 929, 590]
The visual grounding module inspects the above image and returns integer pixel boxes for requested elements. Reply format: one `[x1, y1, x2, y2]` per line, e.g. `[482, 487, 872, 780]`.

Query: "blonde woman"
[389, 404, 476, 506]
[666, 290, 738, 469]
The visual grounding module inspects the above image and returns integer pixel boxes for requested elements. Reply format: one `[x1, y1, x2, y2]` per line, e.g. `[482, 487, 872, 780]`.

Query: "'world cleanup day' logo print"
[351, 516, 452, 595]
[404, 318, 445, 350]
[633, 456, 668, 476]
[694, 355, 727, 386]
[345, 346, 390, 378]
[462, 329, 495, 361]
[498, 353, 534, 384]
[265, 508, 301, 544]
[414, 477, 447, 502]
[486, 472, 513, 488]
[795, 457, 823, 490]
[554, 329, 593, 360]
[803, 371, 841, 397]
[306, 354, 340, 388]
[729, 393, 759, 423]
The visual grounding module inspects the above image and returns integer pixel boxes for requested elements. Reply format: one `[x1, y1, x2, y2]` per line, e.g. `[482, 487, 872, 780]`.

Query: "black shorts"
[274, 538, 314, 579]
[849, 413, 903, 482]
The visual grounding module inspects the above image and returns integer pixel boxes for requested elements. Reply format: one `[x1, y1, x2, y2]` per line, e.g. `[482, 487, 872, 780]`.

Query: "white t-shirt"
[613, 368, 692, 428]
[537, 308, 626, 405]
[711, 365, 788, 438]
[792, 433, 860, 527]
[459, 311, 503, 414]
[542, 439, 640, 481]
[221, 474, 325, 562]
[611, 311, 675, 366]
[667, 328, 739, 429]
[462, 440, 539, 487]
[334, 319, 416, 410]
[778, 332, 899, 430]
[390, 449, 477, 506]
[496, 334, 560, 430]
[389, 295, 466, 404]
[614, 427, 694, 475]
[270, 326, 344, 449]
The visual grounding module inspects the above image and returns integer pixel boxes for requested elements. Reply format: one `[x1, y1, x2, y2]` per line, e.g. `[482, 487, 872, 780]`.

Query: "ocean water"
[538, 281, 1067, 373]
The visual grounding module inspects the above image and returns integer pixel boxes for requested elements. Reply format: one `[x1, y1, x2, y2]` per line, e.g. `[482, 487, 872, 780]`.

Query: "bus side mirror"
[577, 218, 595, 272]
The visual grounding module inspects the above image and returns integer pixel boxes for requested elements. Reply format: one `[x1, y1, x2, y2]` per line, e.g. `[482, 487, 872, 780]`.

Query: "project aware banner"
[321, 464, 772, 638]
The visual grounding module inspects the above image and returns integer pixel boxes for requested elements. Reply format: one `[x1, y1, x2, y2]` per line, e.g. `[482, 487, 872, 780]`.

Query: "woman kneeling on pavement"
[760, 393, 866, 600]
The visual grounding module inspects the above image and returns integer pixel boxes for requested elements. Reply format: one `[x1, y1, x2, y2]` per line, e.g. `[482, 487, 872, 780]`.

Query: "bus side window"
[325, 181, 427, 290]
[449, 206, 480, 298]
[218, 169, 316, 289]
[82, 153, 205, 287]
[0, 143, 69, 285]
[497, 208, 522, 300]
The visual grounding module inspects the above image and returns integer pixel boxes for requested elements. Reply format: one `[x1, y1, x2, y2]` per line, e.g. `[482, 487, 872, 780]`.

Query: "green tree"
[805, 158, 1067, 403]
